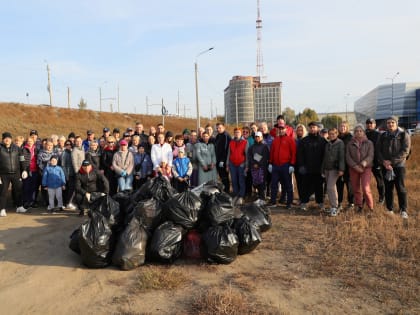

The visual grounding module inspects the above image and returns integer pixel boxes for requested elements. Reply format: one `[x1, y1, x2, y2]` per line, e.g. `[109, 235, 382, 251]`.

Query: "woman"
[144, 134, 156, 156]
[85, 141, 101, 170]
[195, 132, 217, 185]
[321, 128, 345, 216]
[112, 140, 134, 192]
[22, 136, 39, 208]
[346, 124, 374, 212]
[101, 136, 118, 195]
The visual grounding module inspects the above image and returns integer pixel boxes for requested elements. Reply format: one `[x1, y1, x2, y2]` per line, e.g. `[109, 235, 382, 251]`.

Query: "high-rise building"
[354, 82, 420, 129]
[224, 76, 282, 125]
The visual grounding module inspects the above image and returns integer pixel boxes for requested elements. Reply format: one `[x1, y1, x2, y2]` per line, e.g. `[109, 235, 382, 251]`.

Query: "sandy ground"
[0, 206, 413, 315]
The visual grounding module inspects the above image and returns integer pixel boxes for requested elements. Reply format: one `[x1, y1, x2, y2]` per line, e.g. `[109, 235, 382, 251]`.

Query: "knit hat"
[387, 116, 399, 124]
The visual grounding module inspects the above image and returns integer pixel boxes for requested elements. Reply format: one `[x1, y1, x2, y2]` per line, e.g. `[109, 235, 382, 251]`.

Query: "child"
[172, 148, 192, 192]
[134, 144, 153, 189]
[42, 155, 66, 213]
[172, 134, 186, 159]
[158, 161, 172, 182]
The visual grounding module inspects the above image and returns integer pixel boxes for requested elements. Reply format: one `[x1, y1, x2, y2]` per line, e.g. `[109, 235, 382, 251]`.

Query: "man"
[365, 118, 385, 204]
[156, 123, 165, 136]
[102, 127, 111, 140]
[82, 130, 95, 152]
[297, 122, 327, 211]
[268, 122, 296, 208]
[75, 160, 109, 216]
[226, 128, 248, 204]
[337, 121, 354, 210]
[215, 122, 231, 193]
[126, 127, 134, 137]
[376, 116, 411, 219]
[134, 122, 148, 144]
[0, 132, 27, 216]
[270, 114, 295, 138]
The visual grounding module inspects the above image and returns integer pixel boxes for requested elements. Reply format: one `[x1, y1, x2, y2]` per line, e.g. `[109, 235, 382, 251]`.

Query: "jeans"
[229, 164, 246, 197]
[118, 174, 133, 192]
[271, 164, 293, 206]
[382, 167, 407, 212]
[217, 165, 230, 193]
[23, 171, 39, 205]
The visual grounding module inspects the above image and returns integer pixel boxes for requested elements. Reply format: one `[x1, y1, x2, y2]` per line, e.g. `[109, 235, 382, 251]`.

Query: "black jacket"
[215, 131, 231, 164]
[297, 134, 327, 174]
[75, 168, 109, 195]
[0, 144, 23, 175]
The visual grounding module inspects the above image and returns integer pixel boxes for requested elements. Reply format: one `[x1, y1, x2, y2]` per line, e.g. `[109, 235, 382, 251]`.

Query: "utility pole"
[46, 63, 53, 106]
[117, 84, 120, 113]
[146, 96, 149, 115]
[67, 86, 71, 109]
[99, 87, 102, 112]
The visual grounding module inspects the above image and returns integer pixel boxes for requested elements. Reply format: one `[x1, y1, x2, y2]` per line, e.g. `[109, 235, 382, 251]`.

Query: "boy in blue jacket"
[42, 155, 66, 212]
[172, 148, 192, 192]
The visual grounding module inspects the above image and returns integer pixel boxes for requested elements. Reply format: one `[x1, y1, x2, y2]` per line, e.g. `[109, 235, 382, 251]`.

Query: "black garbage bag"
[69, 228, 81, 255]
[89, 194, 122, 231]
[79, 211, 113, 268]
[239, 203, 272, 233]
[201, 192, 234, 226]
[133, 198, 164, 232]
[162, 190, 202, 229]
[149, 221, 184, 263]
[112, 217, 148, 270]
[202, 224, 239, 264]
[232, 217, 262, 255]
[131, 173, 176, 203]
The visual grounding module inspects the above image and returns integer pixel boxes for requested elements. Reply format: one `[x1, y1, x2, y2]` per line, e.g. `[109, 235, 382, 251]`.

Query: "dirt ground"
[1, 201, 418, 315]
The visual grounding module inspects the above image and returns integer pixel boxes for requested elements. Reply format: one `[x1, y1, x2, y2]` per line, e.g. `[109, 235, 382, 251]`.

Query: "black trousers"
[300, 173, 324, 204]
[217, 166, 230, 193]
[382, 167, 407, 212]
[336, 171, 354, 205]
[0, 173, 23, 209]
[372, 166, 385, 200]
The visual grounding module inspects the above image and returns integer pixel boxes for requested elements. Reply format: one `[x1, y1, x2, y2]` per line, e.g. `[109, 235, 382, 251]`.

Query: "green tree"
[321, 115, 343, 129]
[282, 107, 296, 125]
[295, 108, 318, 126]
[78, 97, 87, 110]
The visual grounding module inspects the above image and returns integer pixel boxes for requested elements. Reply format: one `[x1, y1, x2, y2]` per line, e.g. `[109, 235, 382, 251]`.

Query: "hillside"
[0, 102, 215, 138]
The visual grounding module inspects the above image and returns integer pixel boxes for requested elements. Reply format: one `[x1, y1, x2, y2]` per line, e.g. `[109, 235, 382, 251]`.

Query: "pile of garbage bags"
[69, 175, 272, 270]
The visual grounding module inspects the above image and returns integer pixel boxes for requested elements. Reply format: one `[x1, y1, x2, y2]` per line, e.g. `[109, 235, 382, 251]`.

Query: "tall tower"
[256, 0, 264, 79]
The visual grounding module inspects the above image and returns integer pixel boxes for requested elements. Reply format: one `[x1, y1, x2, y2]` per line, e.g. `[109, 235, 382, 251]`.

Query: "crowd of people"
[0, 115, 412, 219]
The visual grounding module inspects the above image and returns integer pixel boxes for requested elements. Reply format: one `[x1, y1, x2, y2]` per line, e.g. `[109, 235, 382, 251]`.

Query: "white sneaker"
[16, 206, 28, 213]
[0, 209, 7, 217]
[236, 197, 244, 205]
[401, 211, 408, 219]
[330, 208, 337, 217]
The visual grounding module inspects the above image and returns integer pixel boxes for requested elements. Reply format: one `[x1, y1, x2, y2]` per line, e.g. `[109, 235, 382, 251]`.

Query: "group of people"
[0, 115, 411, 219]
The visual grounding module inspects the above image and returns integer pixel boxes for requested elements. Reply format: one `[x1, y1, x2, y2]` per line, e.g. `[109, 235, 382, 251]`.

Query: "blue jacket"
[172, 157, 192, 178]
[134, 152, 153, 179]
[42, 164, 66, 188]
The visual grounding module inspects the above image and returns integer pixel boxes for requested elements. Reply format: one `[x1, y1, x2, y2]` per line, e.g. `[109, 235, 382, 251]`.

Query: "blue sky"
[1, 0, 419, 118]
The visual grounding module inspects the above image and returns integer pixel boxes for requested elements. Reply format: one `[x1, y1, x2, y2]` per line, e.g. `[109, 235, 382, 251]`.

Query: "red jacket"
[228, 139, 248, 166]
[270, 135, 296, 166]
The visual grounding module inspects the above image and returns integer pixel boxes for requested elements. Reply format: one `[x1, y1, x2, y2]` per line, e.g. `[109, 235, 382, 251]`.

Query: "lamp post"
[386, 72, 399, 116]
[99, 81, 107, 112]
[345, 93, 350, 122]
[194, 47, 214, 131]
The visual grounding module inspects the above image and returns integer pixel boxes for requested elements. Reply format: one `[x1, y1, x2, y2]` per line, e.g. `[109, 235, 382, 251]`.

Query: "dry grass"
[132, 265, 189, 292]
[190, 285, 283, 315]
[0, 102, 219, 138]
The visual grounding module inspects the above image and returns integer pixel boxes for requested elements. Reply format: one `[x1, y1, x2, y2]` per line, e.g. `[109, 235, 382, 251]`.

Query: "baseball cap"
[103, 127, 110, 132]
[87, 130, 94, 135]
[255, 131, 263, 137]
[120, 140, 128, 146]
[178, 148, 185, 154]
[2, 132, 12, 140]
[82, 160, 91, 166]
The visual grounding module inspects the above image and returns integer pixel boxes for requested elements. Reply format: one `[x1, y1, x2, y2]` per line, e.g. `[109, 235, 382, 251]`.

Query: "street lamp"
[195, 47, 214, 131]
[99, 81, 107, 112]
[345, 93, 350, 122]
[386, 72, 399, 116]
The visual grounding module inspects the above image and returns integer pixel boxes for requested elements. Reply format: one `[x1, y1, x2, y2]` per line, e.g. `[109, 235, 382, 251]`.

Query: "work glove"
[268, 164, 273, 173]
[85, 192, 91, 202]
[218, 161, 224, 168]
[289, 166, 294, 174]
[121, 170, 127, 177]
[22, 171, 28, 179]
